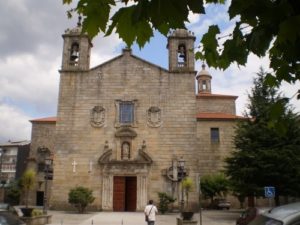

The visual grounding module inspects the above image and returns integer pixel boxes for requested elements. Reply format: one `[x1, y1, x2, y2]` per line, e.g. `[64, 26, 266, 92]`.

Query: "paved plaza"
[48, 210, 240, 225]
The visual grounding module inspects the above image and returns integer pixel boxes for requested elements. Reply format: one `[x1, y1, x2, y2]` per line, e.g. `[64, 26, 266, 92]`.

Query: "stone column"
[137, 175, 147, 210]
[102, 175, 113, 210]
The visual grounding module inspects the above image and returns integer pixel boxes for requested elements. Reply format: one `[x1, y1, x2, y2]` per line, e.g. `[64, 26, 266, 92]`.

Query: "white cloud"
[187, 12, 201, 25]
[280, 81, 300, 112]
[190, 18, 214, 36]
[0, 53, 59, 114]
[91, 34, 123, 67]
[0, 1, 124, 142]
[0, 104, 31, 142]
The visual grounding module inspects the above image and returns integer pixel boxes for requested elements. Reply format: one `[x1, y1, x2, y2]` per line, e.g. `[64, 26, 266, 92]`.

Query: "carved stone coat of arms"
[90, 106, 105, 127]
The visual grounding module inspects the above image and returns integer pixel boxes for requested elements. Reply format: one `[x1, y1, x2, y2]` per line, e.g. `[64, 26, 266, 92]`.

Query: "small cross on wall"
[72, 160, 77, 173]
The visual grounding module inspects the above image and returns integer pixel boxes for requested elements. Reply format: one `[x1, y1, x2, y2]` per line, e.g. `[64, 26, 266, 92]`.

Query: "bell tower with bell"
[61, 16, 92, 71]
[167, 29, 195, 72]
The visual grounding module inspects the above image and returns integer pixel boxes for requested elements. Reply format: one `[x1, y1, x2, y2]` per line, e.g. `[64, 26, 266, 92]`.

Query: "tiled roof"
[0, 140, 30, 146]
[30, 117, 57, 123]
[196, 93, 238, 99]
[197, 112, 246, 120]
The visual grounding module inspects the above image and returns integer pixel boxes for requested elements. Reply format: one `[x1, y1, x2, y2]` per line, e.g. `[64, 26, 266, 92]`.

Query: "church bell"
[70, 51, 79, 61]
[178, 45, 186, 58]
[70, 43, 79, 61]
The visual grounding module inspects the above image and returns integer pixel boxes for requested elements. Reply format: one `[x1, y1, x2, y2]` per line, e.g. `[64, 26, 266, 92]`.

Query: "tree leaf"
[200, 25, 220, 67]
[63, 0, 73, 4]
[221, 25, 248, 66]
[187, 0, 205, 14]
[107, 6, 154, 47]
[277, 16, 300, 44]
[264, 73, 278, 87]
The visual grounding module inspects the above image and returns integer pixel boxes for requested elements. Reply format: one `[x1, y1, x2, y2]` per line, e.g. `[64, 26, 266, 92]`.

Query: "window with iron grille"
[119, 102, 134, 124]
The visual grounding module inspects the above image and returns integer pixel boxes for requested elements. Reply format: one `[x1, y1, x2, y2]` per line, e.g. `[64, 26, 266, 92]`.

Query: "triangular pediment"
[98, 148, 152, 165]
[90, 49, 168, 72]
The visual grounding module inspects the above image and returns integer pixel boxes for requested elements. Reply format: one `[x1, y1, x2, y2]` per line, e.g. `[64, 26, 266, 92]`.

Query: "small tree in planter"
[157, 192, 176, 214]
[181, 177, 195, 220]
[20, 169, 36, 216]
[68, 186, 95, 213]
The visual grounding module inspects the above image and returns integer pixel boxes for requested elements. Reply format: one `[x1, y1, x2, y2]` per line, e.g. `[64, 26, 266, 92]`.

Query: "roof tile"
[197, 112, 246, 120]
[30, 117, 57, 123]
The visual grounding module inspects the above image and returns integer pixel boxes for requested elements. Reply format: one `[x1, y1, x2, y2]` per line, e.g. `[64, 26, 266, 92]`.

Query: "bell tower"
[196, 63, 212, 94]
[61, 17, 92, 71]
[167, 29, 196, 72]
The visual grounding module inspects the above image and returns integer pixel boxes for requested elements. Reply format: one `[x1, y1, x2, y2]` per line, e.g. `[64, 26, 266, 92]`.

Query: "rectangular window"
[119, 102, 134, 124]
[211, 128, 220, 143]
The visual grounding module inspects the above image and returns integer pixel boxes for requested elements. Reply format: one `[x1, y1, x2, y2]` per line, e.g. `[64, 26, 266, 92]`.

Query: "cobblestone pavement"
[48, 210, 241, 225]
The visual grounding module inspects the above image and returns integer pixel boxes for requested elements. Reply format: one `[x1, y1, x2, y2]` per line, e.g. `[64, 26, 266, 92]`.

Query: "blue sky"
[0, 1, 299, 142]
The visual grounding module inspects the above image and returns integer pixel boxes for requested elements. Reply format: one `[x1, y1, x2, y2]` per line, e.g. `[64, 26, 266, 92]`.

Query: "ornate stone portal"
[98, 140, 152, 211]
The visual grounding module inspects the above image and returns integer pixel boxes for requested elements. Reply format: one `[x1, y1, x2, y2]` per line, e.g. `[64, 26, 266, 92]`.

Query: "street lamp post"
[199, 176, 203, 225]
[0, 148, 5, 202]
[0, 148, 3, 189]
[0, 148, 3, 182]
[43, 158, 53, 215]
[178, 157, 185, 211]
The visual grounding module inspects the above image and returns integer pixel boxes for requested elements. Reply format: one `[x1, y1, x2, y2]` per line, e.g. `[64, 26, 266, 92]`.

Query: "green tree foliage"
[63, 0, 300, 95]
[157, 192, 176, 214]
[4, 181, 21, 206]
[68, 186, 95, 213]
[200, 173, 229, 204]
[182, 177, 194, 208]
[225, 69, 300, 205]
[20, 169, 36, 208]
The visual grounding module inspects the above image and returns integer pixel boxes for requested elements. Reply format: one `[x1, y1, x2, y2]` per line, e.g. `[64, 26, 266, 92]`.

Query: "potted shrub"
[20, 169, 36, 217]
[181, 177, 195, 220]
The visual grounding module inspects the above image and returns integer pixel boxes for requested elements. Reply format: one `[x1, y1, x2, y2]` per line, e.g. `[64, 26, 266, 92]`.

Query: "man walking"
[144, 200, 158, 225]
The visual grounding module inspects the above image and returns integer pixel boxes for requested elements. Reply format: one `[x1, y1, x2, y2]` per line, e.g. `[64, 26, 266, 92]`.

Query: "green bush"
[158, 192, 176, 214]
[200, 173, 229, 204]
[5, 181, 21, 205]
[68, 186, 95, 213]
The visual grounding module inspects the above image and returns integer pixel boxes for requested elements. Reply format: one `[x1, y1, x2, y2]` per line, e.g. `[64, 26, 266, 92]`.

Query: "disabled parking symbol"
[264, 186, 275, 198]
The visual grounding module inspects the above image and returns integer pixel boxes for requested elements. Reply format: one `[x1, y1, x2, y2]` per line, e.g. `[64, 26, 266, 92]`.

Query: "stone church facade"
[28, 23, 243, 211]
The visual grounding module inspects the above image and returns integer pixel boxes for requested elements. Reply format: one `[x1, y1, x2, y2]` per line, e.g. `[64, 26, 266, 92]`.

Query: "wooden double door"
[113, 176, 137, 211]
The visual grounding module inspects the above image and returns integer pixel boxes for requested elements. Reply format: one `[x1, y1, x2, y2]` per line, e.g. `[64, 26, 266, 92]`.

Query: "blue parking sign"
[264, 186, 275, 198]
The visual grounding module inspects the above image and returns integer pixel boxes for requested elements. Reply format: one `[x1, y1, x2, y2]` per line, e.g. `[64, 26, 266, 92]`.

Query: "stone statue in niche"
[147, 106, 162, 127]
[121, 142, 130, 160]
[90, 106, 105, 127]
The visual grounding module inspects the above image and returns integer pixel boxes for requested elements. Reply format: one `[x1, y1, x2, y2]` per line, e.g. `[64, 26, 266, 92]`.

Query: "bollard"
[91, 219, 93, 225]
[60, 219, 63, 225]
